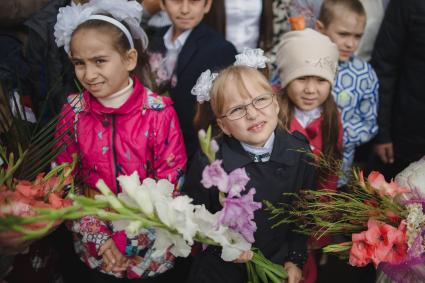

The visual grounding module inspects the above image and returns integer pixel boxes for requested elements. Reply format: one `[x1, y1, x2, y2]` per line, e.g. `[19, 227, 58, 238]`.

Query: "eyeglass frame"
[219, 93, 276, 121]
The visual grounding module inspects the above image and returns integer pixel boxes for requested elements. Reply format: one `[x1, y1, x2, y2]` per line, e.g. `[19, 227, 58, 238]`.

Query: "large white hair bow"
[54, 0, 148, 54]
[234, 48, 270, 69]
[191, 70, 218, 103]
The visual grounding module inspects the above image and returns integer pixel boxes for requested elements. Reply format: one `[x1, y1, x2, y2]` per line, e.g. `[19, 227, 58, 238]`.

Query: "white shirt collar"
[96, 78, 134, 108]
[163, 27, 192, 51]
[294, 107, 322, 128]
[240, 132, 275, 162]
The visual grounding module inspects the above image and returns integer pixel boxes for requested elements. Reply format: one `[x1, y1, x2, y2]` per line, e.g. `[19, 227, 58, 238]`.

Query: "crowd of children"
[1, 0, 425, 283]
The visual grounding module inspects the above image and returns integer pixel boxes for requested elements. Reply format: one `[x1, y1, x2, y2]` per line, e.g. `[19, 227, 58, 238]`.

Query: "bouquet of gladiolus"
[266, 155, 425, 283]
[0, 146, 76, 255]
[0, 87, 80, 254]
[5, 127, 287, 283]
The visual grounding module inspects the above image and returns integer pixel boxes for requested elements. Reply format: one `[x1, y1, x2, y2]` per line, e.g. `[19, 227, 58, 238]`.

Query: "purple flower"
[227, 168, 250, 198]
[201, 160, 229, 193]
[218, 188, 262, 243]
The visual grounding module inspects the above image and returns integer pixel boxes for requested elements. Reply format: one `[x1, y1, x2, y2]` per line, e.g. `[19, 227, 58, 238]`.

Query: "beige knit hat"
[276, 28, 339, 88]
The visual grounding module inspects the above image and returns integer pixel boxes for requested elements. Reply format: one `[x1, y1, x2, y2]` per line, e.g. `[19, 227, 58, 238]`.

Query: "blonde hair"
[193, 65, 285, 132]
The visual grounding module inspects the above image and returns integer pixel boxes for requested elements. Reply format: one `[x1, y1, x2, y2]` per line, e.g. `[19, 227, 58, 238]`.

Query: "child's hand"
[99, 239, 129, 273]
[233, 250, 253, 263]
[284, 262, 303, 283]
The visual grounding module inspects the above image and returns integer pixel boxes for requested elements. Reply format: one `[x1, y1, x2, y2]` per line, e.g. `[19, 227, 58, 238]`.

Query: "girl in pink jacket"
[53, 1, 186, 282]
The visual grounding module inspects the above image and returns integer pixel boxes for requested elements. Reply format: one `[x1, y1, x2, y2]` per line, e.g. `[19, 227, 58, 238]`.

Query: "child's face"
[70, 28, 137, 99]
[317, 10, 365, 62]
[287, 76, 331, 111]
[160, 0, 212, 39]
[217, 75, 280, 147]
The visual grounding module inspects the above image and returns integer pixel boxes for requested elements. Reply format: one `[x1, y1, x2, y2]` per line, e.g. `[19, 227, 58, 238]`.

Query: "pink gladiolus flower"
[227, 168, 250, 198]
[362, 219, 408, 266]
[367, 171, 411, 197]
[365, 219, 394, 265]
[382, 223, 408, 264]
[201, 160, 229, 193]
[218, 188, 262, 243]
[349, 231, 373, 267]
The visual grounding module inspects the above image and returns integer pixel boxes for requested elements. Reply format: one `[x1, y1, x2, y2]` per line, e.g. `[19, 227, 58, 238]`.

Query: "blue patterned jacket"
[333, 56, 379, 186]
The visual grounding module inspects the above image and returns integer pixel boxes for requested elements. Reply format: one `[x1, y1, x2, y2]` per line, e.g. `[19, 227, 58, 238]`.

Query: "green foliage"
[0, 81, 80, 181]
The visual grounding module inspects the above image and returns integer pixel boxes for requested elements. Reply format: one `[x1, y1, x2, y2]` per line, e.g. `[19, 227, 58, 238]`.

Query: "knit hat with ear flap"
[276, 28, 339, 88]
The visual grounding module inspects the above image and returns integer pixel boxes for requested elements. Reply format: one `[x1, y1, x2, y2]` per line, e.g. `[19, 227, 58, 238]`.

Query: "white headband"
[87, 15, 134, 49]
[191, 48, 270, 103]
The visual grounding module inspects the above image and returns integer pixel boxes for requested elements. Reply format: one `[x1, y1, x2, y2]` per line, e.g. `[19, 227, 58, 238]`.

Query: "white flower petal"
[220, 230, 252, 262]
[152, 228, 191, 258]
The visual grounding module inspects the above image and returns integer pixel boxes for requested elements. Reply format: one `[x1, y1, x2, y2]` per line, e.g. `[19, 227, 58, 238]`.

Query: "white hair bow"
[54, 0, 149, 54]
[234, 48, 270, 69]
[191, 70, 218, 103]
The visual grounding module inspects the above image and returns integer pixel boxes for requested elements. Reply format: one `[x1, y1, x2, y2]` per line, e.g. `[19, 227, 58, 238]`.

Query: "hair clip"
[234, 48, 270, 69]
[191, 70, 218, 103]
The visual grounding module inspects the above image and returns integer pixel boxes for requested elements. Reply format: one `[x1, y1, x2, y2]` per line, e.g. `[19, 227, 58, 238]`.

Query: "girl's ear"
[125, 48, 138, 72]
[315, 20, 325, 33]
[273, 97, 280, 115]
[217, 118, 231, 136]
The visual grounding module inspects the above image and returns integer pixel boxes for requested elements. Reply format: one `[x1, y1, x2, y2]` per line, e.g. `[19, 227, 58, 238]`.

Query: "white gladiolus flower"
[220, 229, 252, 261]
[193, 205, 251, 261]
[152, 228, 191, 258]
[193, 205, 220, 232]
[117, 171, 142, 190]
[116, 191, 139, 210]
[155, 196, 198, 244]
[117, 172, 154, 216]
[134, 189, 154, 217]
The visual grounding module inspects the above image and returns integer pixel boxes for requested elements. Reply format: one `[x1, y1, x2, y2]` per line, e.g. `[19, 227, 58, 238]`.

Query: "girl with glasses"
[183, 65, 316, 283]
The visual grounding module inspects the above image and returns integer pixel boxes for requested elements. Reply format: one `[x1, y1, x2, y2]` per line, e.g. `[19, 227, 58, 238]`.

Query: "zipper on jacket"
[111, 114, 120, 192]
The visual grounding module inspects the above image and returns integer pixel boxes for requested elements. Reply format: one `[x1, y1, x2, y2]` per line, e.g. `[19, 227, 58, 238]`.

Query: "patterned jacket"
[332, 56, 379, 185]
[55, 77, 187, 278]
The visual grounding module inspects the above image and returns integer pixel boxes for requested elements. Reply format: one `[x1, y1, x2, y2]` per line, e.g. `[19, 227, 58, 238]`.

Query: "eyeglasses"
[220, 93, 275, 121]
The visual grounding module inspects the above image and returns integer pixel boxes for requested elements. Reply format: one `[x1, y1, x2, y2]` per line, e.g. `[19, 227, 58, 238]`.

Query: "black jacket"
[24, 0, 76, 118]
[371, 0, 425, 162]
[183, 129, 315, 283]
[149, 23, 237, 159]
